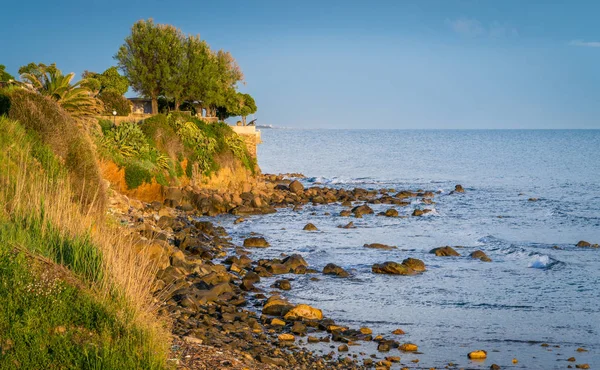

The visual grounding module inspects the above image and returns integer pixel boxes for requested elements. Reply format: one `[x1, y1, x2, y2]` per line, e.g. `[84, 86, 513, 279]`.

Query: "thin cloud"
[447, 18, 518, 38]
[569, 40, 600, 48]
[446, 18, 484, 37]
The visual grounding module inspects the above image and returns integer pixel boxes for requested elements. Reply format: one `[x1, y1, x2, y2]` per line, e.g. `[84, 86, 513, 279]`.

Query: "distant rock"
[364, 243, 397, 250]
[384, 208, 399, 217]
[454, 184, 465, 193]
[338, 221, 356, 229]
[303, 223, 318, 231]
[430, 246, 461, 257]
[468, 350, 487, 359]
[372, 259, 426, 275]
[401, 258, 426, 272]
[576, 240, 598, 248]
[352, 204, 374, 217]
[470, 250, 491, 262]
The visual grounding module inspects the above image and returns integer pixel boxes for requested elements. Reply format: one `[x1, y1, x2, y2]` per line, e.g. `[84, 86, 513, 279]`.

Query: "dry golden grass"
[0, 116, 171, 364]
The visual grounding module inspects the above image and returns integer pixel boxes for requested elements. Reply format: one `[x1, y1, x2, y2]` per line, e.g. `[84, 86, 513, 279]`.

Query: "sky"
[1, 0, 599, 129]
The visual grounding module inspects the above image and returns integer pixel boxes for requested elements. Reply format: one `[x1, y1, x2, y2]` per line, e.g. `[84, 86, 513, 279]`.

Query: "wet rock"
[352, 204, 374, 216]
[528, 198, 538, 202]
[243, 237, 270, 248]
[278, 333, 295, 341]
[308, 336, 320, 343]
[271, 318, 286, 326]
[267, 263, 290, 274]
[340, 210, 352, 217]
[454, 184, 465, 193]
[288, 180, 304, 194]
[490, 364, 501, 370]
[282, 254, 309, 272]
[233, 217, 245, 224]
[364, 243, 397, 250]
[399, 343, 418, 352]
[430, 246, 461, 257]
[339, 221, 356, 229]
[284, 304, 323, 320]
[576, 240, 598, 248]
[262, 295, 294, 316]
[291, 321, 307, 335]
[401, 258, 426, 272]
[360, 327, 373, 335]
[274, 279, 291, 290]
[468, 350, 487, 359]
[338, 344, 349, 352]
[323, 263, 350, 278]
[412, 209, 424, 217]
[303, 223, 318, 231]
[576, 365, 590, 369]
[392, 329, 405, 335]
[568, 357, 576, 362]
[470, 250, 492, 262]
[384, 208, 399, 217]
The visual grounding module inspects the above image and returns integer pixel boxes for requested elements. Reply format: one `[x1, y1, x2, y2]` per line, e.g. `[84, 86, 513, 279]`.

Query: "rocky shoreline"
[108, 174, 594, 370]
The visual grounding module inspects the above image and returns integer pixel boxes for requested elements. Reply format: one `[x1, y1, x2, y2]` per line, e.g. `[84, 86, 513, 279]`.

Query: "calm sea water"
[229, 130, 600, 369]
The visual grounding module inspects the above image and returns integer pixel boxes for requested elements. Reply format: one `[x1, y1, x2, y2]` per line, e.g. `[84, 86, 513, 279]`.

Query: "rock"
[372, 258, 425, 275]
[468, 350, 487, 359]
[490, 365, 501, 370]
[399, 343, 418, 352]
[454, 184, 465, 193]
[262, 295, 294, 316]
[430, 246, 461, 257]
[384, 208, 399, 217]
[340, 210, 352, 217]
[233, 217, 245, 224]
[338, 344, 349, 352]
[274, 279, 291, 290]
[183, 336, 203, 345]
[576, 365, 590, 369]
[282, 254, 309, 272]
[267, 264, 290, 274]
[257, 355, 287, 366]
[576, 240, 598, 248]
[322, 263, 350, 278]
[352, 204, 374, 216]
[568, 357, 576, 362]
[401, 258, 426, 272]
[512, 358, 518, 364]
[243, 236, 270, 248]
[291, 321, 307, 335]
[278, 333, 295, 341]
[364, 243, 397, 250]
[470, 250, 491, 262]
[392, 329, 405, 335]
[283, 304, 323, 320]
[360, 327, 373, 335]
[288, 180, 304, 194]
[308, 336, 320, 343]
[271, 318, 286, 326]
[528, 197, 538, 202]
[303, 223, 318, 231]
[412, 209, 424, 217]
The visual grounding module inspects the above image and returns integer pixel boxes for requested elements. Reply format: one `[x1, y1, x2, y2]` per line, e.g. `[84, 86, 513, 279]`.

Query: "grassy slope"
[0, 113, 169, 368]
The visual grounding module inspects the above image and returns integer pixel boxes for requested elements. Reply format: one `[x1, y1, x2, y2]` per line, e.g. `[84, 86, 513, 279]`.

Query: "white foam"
[528, 255, 551, 269]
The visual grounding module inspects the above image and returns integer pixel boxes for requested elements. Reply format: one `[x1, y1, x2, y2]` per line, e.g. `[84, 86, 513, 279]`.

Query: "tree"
[20, 64, 101, 117]
[238, 93, 257, 125]
[182, 34, 212, 115]
[115, 19, 185, 114]
[0, 65, 15, 82]
[81, 66, 129, 95]
[217, 92, 257, 124]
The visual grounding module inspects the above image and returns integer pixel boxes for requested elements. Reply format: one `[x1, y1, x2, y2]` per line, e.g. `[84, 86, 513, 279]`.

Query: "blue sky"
[1, 0, 598, 128]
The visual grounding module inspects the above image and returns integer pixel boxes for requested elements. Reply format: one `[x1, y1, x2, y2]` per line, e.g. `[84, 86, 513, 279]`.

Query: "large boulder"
[576, 240, 598, 248]
[384, 208, 399, 217]
[352, 204, 374, 216]
[303, 223, 318, 231]
[282, 254, 308, 272]
[322, 263, 349, 278]
[263, 295, 294, 316]
[284, 304, 323, 320]
[243, 236, 270, 248]
[430, 246, 460, 257]
[288, 180, 304, 194]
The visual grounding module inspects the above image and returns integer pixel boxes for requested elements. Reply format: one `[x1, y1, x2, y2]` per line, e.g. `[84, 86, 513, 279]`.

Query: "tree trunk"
[242, 116, 247, 125]
[151, 97, 158, 115]
[174, 99, 180, 111]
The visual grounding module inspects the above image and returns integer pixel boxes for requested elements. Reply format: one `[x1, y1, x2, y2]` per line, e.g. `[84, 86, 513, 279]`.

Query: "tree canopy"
[82, 66, 129, 95]
[115, 19, 251, 118]
[0, 65, 15, 82]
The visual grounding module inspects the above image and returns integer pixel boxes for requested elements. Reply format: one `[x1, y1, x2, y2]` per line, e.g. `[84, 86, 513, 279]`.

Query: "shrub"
[124, 161, 153, 189]
[99, 91, 131, 116]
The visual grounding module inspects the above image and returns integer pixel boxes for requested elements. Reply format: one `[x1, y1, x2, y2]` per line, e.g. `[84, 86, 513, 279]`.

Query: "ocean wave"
[528, 255, 560, 269]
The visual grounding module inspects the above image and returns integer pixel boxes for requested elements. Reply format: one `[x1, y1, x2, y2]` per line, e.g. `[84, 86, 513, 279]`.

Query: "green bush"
[98, 91, 131, 116]
[124, 161, 153, 189]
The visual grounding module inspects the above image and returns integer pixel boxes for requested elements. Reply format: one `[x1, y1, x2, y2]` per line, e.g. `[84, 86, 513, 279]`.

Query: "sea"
[222, 129, 600, 369]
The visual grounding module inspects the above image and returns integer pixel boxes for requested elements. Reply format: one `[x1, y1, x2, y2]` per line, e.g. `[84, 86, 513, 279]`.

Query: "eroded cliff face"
[99, 152, 262, 204]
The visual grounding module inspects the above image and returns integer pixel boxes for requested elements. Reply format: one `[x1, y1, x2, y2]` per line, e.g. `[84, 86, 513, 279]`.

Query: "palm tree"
[20, 67, 101, 117]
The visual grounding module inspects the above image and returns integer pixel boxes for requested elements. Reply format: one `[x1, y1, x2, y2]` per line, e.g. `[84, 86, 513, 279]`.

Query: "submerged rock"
[430, 246, 461, 257]
[323, 263, 350, 278]
[338, 221, 356, 229]
[470, 250, 491, 262]
[364, 243, 397, 250]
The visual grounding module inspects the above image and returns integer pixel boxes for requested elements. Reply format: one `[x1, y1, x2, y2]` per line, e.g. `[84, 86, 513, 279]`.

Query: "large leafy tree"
[20, 64, 101, 117]
[0, 65, 15, 82]
[182, 35, 212, 115]
[115, 19, 185, 114]
[81, 66, 129, 95]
